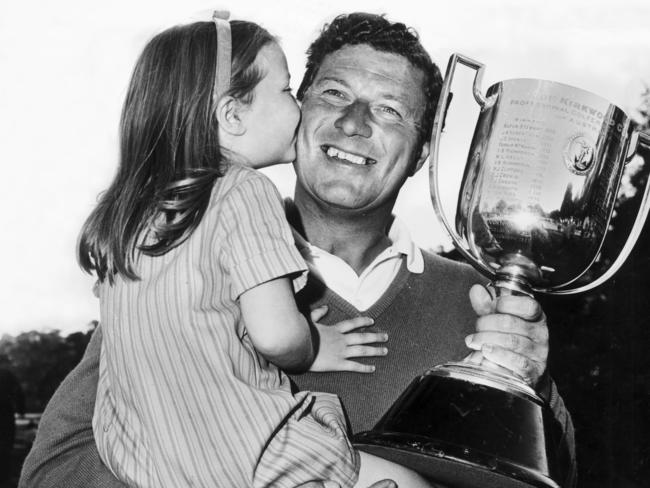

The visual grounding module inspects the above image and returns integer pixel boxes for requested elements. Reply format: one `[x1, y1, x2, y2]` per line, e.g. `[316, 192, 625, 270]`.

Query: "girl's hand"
[309, 306, 388, 373]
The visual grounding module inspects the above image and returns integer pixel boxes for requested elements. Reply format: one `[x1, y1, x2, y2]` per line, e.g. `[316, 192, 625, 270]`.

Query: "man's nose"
[334, 101, 372, 138]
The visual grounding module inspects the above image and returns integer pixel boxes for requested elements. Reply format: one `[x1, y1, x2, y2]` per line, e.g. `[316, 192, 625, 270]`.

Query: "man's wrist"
[535, 369, 553, 403]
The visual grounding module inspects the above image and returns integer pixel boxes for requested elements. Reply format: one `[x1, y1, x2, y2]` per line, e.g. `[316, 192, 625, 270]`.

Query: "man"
[287, 14, 574, 485]
[20, 13, 575, 488]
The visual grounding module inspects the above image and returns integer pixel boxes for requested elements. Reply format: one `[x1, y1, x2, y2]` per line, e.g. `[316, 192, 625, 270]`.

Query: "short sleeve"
[218, 171, 307, 298]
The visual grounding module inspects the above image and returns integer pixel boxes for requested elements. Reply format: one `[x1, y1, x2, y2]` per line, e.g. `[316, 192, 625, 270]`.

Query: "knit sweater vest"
[291, 250, 484, 434]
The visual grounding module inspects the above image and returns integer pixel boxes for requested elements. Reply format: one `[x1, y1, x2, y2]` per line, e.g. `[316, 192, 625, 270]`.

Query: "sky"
[1, 0, 649, 336]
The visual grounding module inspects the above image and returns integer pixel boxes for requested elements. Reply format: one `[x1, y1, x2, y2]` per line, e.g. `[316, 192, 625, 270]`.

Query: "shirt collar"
[287, 202, 423, 274]
[385, 216, 424, 273]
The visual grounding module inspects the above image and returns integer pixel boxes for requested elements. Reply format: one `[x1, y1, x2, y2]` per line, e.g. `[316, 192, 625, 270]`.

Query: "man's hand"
[464, 284, 549, 387]
[308, 306, 388, 373]
[297, 480, 396, 488]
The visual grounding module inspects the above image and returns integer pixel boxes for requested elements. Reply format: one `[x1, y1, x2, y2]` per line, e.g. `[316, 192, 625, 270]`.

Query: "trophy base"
[354, 363, 563, 488]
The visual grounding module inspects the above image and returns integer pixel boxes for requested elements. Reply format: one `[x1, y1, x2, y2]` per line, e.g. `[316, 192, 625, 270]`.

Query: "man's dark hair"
[297, 12, 443, 148]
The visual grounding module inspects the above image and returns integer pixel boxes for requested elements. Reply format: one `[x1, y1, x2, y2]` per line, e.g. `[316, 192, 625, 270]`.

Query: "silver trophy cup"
[355, 54, 650, 488]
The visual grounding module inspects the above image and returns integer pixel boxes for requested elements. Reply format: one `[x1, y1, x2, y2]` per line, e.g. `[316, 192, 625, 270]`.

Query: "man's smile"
[321, 144, 377, 166]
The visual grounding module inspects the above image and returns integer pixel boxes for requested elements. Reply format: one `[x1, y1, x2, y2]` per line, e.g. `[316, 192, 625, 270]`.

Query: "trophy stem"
[492, 254, 540, 298]
[494, 275, 534, 298]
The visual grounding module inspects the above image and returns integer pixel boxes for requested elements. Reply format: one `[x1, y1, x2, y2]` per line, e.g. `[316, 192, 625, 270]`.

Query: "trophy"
[355, 54, 650, 487]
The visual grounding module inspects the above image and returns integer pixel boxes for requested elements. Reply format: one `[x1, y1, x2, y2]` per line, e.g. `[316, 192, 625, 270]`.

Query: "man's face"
[294, 44, 429, 212]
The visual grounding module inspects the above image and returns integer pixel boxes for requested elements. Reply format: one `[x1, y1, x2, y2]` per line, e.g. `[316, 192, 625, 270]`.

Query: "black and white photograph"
[1, 1, 649, 487]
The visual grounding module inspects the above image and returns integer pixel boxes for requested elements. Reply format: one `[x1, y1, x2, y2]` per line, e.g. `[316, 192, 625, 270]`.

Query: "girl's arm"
[240, 276, 314, 373]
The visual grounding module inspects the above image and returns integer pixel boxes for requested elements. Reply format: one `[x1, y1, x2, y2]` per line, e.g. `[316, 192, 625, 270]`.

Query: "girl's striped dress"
[93, 163, 359, 488]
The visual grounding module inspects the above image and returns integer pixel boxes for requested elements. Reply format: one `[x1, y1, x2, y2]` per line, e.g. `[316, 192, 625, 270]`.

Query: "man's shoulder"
[419, 248, 487, 284]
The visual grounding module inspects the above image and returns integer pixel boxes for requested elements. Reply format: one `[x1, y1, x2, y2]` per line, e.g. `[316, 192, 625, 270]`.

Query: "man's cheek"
[303, 98, 338, 119]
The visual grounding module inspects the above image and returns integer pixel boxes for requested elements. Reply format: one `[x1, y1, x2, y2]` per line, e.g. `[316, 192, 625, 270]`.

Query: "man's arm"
[19, 326, 126, 488]
[536, 371, 577, 488]
[465, 284, 577, 488]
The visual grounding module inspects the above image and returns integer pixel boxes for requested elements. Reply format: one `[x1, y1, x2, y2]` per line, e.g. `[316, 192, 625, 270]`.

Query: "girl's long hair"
[78, 20, 274, 283]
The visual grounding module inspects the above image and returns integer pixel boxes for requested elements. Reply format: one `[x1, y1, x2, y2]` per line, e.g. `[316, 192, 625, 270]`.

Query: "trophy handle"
[552, 130, 650, 295]
[430, 53, 495, 276]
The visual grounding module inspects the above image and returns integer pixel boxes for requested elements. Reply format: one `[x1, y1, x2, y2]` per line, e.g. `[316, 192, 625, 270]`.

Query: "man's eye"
[379, 105, 403, 119]
[322, 89, 345, 99]
[319, 88, 349, 106]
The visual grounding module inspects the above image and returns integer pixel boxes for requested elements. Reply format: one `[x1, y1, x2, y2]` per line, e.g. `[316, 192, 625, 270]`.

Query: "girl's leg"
[355, 451, 436, 488]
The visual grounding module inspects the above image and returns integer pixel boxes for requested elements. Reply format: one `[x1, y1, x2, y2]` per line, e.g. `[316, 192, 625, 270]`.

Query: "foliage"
[0, 322, 96, 412]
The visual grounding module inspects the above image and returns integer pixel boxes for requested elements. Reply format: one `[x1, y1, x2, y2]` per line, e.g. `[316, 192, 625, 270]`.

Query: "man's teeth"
[326, 146, 369, 165]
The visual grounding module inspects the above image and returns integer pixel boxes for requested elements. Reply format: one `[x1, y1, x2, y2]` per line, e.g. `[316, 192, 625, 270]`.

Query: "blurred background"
[1, 0, 649, 486]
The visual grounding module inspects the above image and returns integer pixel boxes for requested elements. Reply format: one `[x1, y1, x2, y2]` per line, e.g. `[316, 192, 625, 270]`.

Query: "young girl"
[80, 13, 431, 488]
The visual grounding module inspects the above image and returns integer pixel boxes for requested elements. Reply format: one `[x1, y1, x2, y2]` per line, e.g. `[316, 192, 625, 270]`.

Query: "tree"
[0, 322, 96, 412]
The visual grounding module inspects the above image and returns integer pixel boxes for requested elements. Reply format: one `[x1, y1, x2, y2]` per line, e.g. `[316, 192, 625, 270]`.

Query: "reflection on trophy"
[355, 54, 650, 487]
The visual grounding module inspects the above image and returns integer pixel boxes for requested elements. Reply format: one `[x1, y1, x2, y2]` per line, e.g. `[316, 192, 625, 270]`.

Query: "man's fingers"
[345, 345, 388, 359]
[462, 350, 484, 365]
[475, 314, 549, 343]
[309, 305, 329, 323]
[367, 481, 397, 488]
[480, 343, 544, 385]
[467, 287, 549, 388]
[296, 482, 341, 488]
[469, 284, 496, 316]
[322, 482, 342, 488]
[470, 285, 544, 322]
[495, 295, 543, 321]
[466, 331, 544, 359]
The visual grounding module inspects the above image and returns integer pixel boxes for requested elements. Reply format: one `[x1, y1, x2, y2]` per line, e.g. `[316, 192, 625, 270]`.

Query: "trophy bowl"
[355, 53, 650, 487]
[355, 363, 565, 488]
[451, 75, 648, 296]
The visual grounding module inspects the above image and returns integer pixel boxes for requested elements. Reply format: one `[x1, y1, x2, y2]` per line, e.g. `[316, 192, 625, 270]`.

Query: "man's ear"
[410, 140, 430, 176]
[215, 96, 246, 136]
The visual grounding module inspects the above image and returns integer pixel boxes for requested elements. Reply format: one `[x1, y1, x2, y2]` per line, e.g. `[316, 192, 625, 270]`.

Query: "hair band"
[212, 10, 231, 104]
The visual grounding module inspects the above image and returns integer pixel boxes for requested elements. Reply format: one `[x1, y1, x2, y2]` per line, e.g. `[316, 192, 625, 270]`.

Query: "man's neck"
[289, 193, 395, 276]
